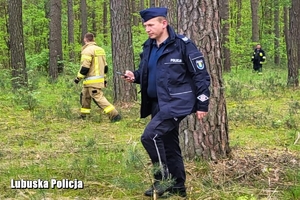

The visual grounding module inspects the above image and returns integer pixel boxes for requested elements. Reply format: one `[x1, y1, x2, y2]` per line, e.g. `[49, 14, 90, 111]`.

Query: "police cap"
[139, 7, 168, 22]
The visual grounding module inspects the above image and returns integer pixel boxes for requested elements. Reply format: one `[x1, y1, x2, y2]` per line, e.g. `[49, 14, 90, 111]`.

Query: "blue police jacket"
[133, 25, 210, 119]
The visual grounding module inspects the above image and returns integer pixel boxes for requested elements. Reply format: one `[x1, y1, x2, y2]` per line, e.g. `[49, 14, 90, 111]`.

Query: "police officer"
[123, 8, 210, 197]
[251, 44, 266, 73]
[74, 33, 121, 122]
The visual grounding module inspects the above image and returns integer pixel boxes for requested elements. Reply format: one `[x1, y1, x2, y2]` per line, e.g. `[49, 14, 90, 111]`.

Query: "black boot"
[144, 181, 171, 197]
[78, 115, 86, 120]
[111, 114, 121, 122]
[167, 187, 187, 197]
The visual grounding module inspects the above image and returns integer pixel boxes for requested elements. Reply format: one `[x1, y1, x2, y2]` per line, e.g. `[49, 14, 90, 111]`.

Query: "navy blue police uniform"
[133, 7, 210, 197]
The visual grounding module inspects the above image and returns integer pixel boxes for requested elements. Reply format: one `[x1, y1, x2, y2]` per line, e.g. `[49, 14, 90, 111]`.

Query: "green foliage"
[26, 49, 49, 72]
[10, 69, 40, 111]
[0, 69, 12, 89]
[0, 0, 292, 82]
[226, 67, 300, 136]
[1, 66, 299, 199]
[228, 0, 288, 68]
[12, 87, 40, 111]
[22, 1, 49, 54]
[0, 1, 299, 199]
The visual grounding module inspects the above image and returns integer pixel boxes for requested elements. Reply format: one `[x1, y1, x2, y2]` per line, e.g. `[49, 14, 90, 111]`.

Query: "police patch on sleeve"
[196, 59, 205, 70]
[197, 94, 209, 102]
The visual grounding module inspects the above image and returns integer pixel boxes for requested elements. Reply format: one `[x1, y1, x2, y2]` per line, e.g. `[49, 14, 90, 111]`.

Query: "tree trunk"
[150, 0, 156, 7]
[49, 0, 63, 79]
[220, 0, 231, 72]
[80, 0, 88, 45]
[103, 0, 108, 45]
[131, 0, 139, 26]
[260, 0, 272, 38]
[157, 0, 177, 29]
[178, 0, 230, 160]
[67, 0, 75, 62]
[0, 2, 10, 69]
[91, 0, 97, 35]
[110, 0, 137, 103]
[250, 0, 259, 43]
[236, 0, 242, 37]
[287, 0, 299, 87]
[8, 0, 27, 89]
[284, 6, 289, 56]
[140, 0, 145, 10]
[273, 0, 280, 65]
[298, 4, 300, 70]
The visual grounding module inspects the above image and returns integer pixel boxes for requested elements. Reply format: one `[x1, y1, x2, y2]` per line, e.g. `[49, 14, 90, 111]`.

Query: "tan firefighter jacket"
[77, 42, 107, 88]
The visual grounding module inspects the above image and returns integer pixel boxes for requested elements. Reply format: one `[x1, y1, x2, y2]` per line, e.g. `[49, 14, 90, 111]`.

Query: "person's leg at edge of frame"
[89, 88, 121, 122]
[163, 119, 187, 197]
[80, 87, 91, 119]
[141, 116, 169, 197]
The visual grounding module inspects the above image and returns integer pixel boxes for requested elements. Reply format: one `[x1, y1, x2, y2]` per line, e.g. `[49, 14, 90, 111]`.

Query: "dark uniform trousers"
[141, 99, 186, 188]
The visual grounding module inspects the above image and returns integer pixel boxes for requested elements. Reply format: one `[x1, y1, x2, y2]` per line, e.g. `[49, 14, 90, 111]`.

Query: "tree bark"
[91, 0, 97, 35]
[67, 0, 75, 62]
[220, 0, 231, 72]
[284, 6, 289, 56]
[140, 0, 145, 10]
[131, 0, 139, 26]
[274, 0, 280, 65]
[250, 0, 259, 43]
[158, 0, 177, 29]
[80, 0, 88, 45]
[103, 0, 108, 45]
[178, 0, 230, 160]
[49, 0, 63, 79]
[1, 1, 10, 69]
[150, 0, 156, 7]
[8, 0, 27, 88]
[287, 0, 299, 87]
[110, 0, 137, 103]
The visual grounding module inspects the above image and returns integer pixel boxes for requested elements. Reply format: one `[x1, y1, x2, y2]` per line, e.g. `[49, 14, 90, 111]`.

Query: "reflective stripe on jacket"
[78, 42, 107, 88]
[251, 49, 266, 64]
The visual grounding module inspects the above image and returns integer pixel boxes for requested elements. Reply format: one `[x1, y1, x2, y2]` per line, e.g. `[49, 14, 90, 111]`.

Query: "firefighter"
[74, 33, 121, 122]
[251, 44, 266, 73]
[122, 7, 210, 197]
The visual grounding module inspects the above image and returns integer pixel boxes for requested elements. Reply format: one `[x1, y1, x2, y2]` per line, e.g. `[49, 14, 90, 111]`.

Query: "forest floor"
[0, 66, 299, 200]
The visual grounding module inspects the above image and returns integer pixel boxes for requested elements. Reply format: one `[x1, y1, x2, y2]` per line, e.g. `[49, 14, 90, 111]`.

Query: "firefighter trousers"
[80, 87, 118, 120]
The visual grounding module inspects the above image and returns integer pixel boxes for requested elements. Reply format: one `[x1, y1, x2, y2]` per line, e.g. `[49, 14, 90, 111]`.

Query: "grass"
[0, 65, 299, 200]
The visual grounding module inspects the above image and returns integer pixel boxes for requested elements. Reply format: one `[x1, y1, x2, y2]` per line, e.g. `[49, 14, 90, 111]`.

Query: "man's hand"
[123, 70, 135, 83]
[196, 111, 208, 120]
[74, 77, 80, 84]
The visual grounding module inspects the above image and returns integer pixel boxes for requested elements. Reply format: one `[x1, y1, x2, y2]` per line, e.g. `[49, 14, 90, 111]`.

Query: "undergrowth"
[0, 66, 299, 200]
